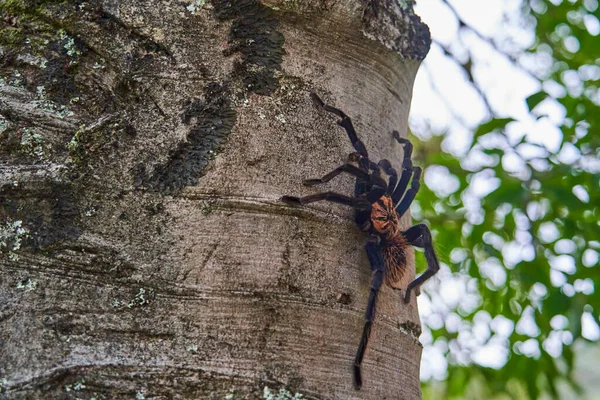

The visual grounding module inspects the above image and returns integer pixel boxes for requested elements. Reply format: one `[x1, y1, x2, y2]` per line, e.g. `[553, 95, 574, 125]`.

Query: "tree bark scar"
[212, 0, 286, 95]
[146, 82, 237, 193]
[89, 8, 174, 59]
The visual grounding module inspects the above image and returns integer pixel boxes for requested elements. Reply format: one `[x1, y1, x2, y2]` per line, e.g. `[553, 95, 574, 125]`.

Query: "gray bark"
[0, 0, 430, 398]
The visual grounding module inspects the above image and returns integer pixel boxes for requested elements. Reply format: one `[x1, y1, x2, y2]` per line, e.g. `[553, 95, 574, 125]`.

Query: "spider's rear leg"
[402, 224, 440, 304]
[354, 235, 385, 389]
[311, 93, 369, 158]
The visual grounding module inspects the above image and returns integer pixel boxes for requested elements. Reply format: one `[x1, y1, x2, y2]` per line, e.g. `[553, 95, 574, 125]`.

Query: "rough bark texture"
[0, 0, 430, 398]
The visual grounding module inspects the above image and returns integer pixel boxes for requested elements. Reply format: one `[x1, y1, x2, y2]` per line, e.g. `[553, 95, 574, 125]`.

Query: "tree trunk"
[0, 0, 430, 398]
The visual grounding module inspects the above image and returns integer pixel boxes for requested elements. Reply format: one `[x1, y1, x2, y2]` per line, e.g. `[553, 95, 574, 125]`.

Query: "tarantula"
[281, 93, 440, 389]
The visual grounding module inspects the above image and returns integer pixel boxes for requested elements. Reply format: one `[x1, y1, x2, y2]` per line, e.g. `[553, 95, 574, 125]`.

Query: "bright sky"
[409, 0, 600, 381]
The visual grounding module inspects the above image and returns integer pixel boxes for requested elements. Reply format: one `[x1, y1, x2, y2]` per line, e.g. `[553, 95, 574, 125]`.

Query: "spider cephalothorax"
[281, 93, 440, 389]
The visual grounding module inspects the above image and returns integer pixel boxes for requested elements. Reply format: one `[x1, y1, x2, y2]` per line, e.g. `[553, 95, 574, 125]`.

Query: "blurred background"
[407, 0, 600, 399]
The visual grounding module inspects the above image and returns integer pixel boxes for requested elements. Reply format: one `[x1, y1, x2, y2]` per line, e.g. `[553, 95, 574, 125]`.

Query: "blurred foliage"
[413, 0, 600, 399]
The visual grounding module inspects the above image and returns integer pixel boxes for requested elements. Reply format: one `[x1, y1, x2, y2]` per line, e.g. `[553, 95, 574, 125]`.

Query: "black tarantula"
[281, 93, 440, 389]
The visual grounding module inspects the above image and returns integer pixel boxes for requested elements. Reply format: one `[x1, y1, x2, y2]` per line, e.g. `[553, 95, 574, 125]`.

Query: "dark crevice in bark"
[36, 240, 137, 278]
[0, 182, 81, 248]
[143, 82, 237, 193]
[212, 0, 286, 95]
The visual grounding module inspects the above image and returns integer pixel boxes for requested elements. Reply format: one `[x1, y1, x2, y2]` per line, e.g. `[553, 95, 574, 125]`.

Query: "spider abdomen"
[381, 235, 409, 287]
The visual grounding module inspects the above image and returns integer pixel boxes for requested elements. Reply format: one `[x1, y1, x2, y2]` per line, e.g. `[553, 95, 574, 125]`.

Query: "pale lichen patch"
[64, 378, 86, 392]
[32, 86, 74, 119]
[111, 288, 155, 310]
[17, 53, 48, 69]
[3, 70, 25, 89]
[127, 288, 155, 308]
[16, 277, 37, 291]
[263, 386, 303, 400]
[186, 0, 206, 14]
[112, 298, 125, 308]
[20, 127, 45, 158]
[0, 116, 8, 133]
[1, 219, 28, 261]
[57, 29, 81, 59]
[187, 343, 199, 352]
[396, 0, 416, 11]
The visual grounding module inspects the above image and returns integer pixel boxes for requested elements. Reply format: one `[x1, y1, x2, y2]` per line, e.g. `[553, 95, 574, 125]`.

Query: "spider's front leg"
[281, 192, 361, 207]
[395, 166, 422, 217]
[402, 223, 440, 304]
[377, 159, 398, 194]
[284, 163, 389, 207]
[311, 93, 369, 158]
[391, 132, 417, 208]
[302, 164, 389, 205]
[302, 164, 382, 187]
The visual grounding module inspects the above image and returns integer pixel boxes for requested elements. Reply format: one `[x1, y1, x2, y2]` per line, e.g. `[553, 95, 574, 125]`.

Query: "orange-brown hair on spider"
[281, 93, 440, 390]
[370, 195, 400, 238]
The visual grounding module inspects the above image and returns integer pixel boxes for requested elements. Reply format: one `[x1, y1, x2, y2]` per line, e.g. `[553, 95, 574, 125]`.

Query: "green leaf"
[474, 118, 516, 139]
[412, 3, 600, 395]
[526, 90, 548, 112]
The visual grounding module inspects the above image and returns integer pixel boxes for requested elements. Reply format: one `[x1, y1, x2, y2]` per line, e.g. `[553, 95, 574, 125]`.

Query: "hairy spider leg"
[367, 160, 382, 181]
[354, 235, 386, 389]
[311, 93, 369, 158]
[301, 163, 389, 228]
[281, 180, 387, 208]
[352, 168, 370, 222]
[352, 175, 373, 231]
[311, 92, 375, 202]
[377, 159, 398, 194]
[296, 91, 394, 229]
[402, 224, 440, 304]
[395, 166, 422, 217]
[390, 131, 414, 205]
[355, 160, 382, 196]
[347, 152, 370, 173]
[303, 164, 387, 189]
[280, 192, 363, 207]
